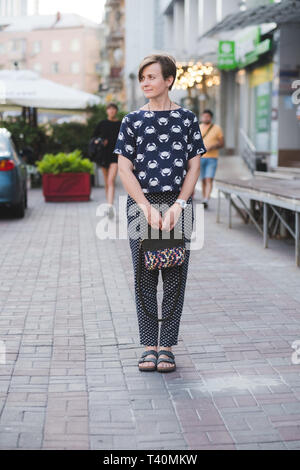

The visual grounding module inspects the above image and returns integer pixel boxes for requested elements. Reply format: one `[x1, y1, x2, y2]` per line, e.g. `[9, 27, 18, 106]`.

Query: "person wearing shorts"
[199, 109, 224, 209]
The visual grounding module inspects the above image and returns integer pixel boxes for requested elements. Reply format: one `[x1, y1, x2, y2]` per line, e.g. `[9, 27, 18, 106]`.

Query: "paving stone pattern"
[0, 181, 300, 450]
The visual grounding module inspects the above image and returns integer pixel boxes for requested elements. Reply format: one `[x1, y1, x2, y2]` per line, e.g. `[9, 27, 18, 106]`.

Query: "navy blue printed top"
[113, 107, 207, 193]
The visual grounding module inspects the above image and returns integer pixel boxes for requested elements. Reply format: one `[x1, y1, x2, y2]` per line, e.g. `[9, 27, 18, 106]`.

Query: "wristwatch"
[175, 198, 187, 209]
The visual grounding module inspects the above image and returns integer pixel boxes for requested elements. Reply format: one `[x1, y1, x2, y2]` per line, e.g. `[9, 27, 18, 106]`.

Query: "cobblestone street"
[1, 163, 300, 450]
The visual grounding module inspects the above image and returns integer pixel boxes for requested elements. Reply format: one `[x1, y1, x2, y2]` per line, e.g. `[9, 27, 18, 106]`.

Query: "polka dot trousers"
[126, 191, 194, 347]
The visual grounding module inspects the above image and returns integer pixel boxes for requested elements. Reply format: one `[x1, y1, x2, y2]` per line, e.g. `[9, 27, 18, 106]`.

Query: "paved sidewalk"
[1, 169, 300, 449]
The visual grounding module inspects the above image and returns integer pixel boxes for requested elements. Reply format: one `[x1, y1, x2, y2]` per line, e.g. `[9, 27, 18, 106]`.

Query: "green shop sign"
[218, 26, 271, 70]
[218, 41, 236, 70]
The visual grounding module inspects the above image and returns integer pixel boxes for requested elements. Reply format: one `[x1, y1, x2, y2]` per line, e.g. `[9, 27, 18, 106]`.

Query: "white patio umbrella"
[0, 70, 101, 109]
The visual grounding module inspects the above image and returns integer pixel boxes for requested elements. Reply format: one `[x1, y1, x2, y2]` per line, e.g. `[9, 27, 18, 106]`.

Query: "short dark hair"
[106, 102, 118, 111]
[202, 109, 214, 118]
[138, 53, 177, 91]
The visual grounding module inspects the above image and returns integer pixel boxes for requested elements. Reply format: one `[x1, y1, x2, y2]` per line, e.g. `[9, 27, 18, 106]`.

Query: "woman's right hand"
[142, 203, 162, 230]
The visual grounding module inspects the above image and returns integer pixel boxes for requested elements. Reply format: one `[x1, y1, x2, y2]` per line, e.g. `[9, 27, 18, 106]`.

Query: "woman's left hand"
[161, 203, 182, 231]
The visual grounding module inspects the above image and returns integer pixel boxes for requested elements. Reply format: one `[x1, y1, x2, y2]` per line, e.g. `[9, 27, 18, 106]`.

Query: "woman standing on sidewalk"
[92, 103, 121, 218]
[114, 54, 206, 372]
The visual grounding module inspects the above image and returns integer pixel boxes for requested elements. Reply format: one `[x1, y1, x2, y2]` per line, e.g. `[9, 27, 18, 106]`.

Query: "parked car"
[0, 128, 27, 218]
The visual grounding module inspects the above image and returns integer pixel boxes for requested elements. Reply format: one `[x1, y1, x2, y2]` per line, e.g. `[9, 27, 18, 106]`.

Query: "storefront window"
[249, 63, 273, 152]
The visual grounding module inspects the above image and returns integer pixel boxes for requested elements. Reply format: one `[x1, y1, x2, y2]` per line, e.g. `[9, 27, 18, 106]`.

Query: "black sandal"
[157, 350, 176, 373]
[138, 349, 158, 372]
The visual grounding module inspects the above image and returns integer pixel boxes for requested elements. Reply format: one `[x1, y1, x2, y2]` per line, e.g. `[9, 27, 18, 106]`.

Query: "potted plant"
[36, 150, 94, 202]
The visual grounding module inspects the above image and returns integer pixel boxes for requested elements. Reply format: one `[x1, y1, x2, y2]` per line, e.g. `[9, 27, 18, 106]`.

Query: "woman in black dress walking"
[114, 54, 206, 372]
[92, 102, 121, 218]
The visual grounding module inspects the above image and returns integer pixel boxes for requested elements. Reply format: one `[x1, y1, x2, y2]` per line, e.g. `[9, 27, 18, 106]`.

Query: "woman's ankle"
[145, 345, 158, 350]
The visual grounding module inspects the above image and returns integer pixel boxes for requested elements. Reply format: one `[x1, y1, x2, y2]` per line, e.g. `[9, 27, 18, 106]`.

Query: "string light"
[174, 61, 220, 91]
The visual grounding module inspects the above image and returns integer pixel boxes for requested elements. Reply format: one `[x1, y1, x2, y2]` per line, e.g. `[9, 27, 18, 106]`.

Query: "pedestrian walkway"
[0, 160, 300, 450]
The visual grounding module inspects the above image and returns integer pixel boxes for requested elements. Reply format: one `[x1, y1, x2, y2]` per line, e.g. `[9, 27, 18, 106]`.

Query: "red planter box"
[42, 173, 91, 202]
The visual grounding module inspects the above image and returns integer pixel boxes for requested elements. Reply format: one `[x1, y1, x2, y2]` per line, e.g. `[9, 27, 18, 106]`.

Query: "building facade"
[0, 13, 103, 94]
[203, 0, 300, 168]
[161, 0, 300, 168]
[100, 0, 126, 105]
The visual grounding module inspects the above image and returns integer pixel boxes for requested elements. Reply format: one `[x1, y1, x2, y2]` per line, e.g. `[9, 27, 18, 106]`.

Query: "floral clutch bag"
[139, 225, 186, 271]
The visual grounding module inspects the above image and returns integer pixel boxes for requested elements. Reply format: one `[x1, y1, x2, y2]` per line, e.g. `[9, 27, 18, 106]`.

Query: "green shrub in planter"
[36, 149, 94, 175]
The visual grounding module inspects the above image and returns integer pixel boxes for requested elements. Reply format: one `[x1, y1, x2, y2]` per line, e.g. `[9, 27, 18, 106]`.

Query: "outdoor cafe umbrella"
[0, 69, 101, 110]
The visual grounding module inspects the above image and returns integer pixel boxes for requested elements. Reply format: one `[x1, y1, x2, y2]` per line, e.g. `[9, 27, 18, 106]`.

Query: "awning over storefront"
[201, 0, 300, 38]
[163, 0, 175, 15]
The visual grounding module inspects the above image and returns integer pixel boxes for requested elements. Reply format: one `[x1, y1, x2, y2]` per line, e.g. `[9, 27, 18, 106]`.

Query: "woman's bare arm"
[160, 156, 200, 231]
[177, 155, 201, 201]
[118, 155, 162, 229]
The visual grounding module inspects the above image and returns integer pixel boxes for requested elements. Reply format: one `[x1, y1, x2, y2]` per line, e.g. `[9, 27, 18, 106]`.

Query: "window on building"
[51, 40, 61, 52]
[95, 62, 102, 73]
[20, 39, 26, 55]
[71, 62, 80, 74]
[33, 41, 41, 55]
[0, 43, 5, 55]
[51, 62, 59, 74]
[9, 39, 18, 51]
[7, 38, 26, 53]
[70, 38, 80, 51]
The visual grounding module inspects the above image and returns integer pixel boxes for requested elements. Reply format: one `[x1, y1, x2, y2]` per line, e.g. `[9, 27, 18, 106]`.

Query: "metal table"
[215, 176, 300, 267]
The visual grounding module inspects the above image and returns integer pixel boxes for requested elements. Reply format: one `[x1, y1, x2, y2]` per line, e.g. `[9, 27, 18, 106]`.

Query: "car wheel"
[24, 188, 28, 208]
[14, 193, 26, 219]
